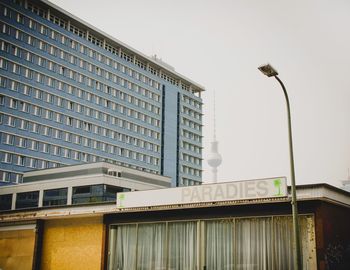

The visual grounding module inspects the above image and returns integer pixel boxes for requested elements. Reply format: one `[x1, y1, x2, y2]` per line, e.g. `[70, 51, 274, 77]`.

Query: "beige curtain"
[108, 215, 315, 270]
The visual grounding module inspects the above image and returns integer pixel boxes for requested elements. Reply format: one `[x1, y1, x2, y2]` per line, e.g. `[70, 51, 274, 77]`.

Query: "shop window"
[107, 216, 316, 269]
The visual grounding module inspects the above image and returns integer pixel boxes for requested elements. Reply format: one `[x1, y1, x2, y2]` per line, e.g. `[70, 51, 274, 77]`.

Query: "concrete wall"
[41, 216, 104, 270]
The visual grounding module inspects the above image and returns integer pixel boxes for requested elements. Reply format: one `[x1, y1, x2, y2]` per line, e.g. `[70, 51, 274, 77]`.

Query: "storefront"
[107, 215, 316, 269]
[104, 180, 350, 270]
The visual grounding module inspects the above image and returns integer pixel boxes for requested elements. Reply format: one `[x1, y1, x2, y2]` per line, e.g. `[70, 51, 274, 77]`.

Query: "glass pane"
[273, 216, 294, 269]
[168, 221, 197, 270]
[114, 224, 137, 270]
[43, 188, 67, 206]
[0, 194, 12, 210]
[16, 191, 39, 209]
[235, 217, 273, 270]
[137, 223, 166, 269]
[205, 219, 234, 270]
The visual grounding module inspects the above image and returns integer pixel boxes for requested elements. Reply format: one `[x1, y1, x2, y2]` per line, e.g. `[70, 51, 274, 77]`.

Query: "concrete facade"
[0, 0, 204, 186]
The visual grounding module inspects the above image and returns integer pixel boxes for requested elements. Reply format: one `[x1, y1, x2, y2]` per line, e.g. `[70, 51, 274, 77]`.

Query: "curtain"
[168, 221, 197, 270]
[273, 216, 295, 269]
[205, 219, 234, 270]
[137, 223, 167, 270]
[114, 224, 137, 270]
[235, 217, 273, 270]
[108, 215, 315, 270]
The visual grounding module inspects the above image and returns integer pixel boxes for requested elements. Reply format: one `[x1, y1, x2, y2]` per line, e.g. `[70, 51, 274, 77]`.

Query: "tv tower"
[207, 92, 222, 183]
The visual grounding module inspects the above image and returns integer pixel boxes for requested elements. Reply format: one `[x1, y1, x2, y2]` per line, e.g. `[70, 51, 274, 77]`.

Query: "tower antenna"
[207, 90, 222, 183]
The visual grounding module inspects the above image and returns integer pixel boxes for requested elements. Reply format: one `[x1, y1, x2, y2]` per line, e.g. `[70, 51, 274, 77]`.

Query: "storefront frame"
[106, 213, 317, 270]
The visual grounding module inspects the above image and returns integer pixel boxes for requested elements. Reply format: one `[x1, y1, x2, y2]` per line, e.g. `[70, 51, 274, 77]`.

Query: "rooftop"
[25, 0, 205, 94]
[1, 180, 349, 223]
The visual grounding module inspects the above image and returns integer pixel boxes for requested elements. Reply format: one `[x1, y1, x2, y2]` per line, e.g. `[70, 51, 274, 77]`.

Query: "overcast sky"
[50, 0, 350, 187]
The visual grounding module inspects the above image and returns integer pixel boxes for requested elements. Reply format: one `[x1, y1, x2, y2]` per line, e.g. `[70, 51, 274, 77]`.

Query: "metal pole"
[274, 75, 302, 270]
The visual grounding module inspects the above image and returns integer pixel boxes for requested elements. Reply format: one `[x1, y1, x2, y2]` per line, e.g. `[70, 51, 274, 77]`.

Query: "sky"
[50, 0, 350, 187]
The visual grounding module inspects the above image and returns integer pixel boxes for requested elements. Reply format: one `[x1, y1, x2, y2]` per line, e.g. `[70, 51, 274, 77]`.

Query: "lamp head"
[258, 64, 278, 77]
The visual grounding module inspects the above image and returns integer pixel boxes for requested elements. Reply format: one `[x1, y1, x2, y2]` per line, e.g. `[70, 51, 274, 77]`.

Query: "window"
[6, 116, 15, 127]
[19, 120, 29, 130]
[43, 188, 67, 206]
[34, 89, 42, 99]
[107, 216, 316, 270]
[20, 101, 30, 113]
[10, 81, 19, 91]
[41, 143, 49, 153]
[9, 98, 18, 109]
[66, 116, 73, 126]
[23, 85, 31, 95]
[72, 184, 123, 204]
[42, 126, 51, 136]
[12, 63, 20, 74]
[72, 151, 80, 160]
[44, 109, 52, 119]
[52, 145, 60, 156]
[33, 106, 42, 116]
[29, 140, 39, 151]
[53, 129, 62, 139]
[16, 191, 39, 209]
[0, 58, 8, 69]
[57, 97, 63, 107]
[67, 101, 74, 110]
[2, 152, 12, 163]
[3, 134, 14, 145]
[64, 132, 71, 142]
[0, 194, 12, 211]
[41, 160, 48, 169]
[62, 148, 70, 158]
[17, 155, 25, 166]
[28, 158, 37, 168]
[73, 135, 81, 145]
[31, 123, 39, 133]
[55, 113, 62, 123]
[17, 137, 27, 148]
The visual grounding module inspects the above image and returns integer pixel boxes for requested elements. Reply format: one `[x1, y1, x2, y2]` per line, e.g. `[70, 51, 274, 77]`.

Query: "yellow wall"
[0, 227, 36, 270]
[41, 216, 104, 270]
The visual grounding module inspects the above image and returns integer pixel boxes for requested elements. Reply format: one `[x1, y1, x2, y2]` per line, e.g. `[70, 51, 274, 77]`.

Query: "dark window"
[72, 185, 128, 204]
[43, 188, 67, 207]
[16, 191, 39, 209]
[72, 185, 102, 204]
[105, 185, 128, 201]
[0, 194, 12, 210]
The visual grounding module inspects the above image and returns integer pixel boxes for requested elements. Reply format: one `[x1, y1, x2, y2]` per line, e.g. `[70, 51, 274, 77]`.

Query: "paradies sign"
[116, 177, 287, 209]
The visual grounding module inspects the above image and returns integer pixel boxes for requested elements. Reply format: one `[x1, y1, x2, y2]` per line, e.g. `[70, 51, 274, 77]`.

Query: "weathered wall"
[314, 202, 350, 270]
[0, 226, 36, 270]
[41, 216, 104, 270]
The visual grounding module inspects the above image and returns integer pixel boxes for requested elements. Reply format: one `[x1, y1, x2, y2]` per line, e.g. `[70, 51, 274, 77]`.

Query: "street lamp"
[258, 64, 302, 270]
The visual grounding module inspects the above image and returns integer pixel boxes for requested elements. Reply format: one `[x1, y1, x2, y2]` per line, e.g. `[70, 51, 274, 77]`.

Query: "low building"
[0, 177, 349, 270]
[0, 161, 171, 211]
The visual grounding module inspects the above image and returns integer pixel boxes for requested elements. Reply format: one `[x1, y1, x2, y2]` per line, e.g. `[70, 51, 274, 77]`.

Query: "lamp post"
[258, 64, 302, 270]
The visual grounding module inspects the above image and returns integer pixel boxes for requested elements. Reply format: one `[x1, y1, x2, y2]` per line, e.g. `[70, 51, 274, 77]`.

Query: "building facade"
[0, 0, 204, 186]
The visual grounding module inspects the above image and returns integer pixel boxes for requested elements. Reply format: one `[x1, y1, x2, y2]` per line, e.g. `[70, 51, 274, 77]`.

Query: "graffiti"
[325, 242, 350, 270]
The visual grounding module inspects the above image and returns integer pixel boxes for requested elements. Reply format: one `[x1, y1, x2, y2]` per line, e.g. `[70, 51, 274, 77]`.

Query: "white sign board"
[116, 177, 287, 209]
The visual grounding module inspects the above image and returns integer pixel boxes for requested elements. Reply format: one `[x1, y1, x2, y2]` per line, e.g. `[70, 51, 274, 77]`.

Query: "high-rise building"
[0, 0, 204, 186]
